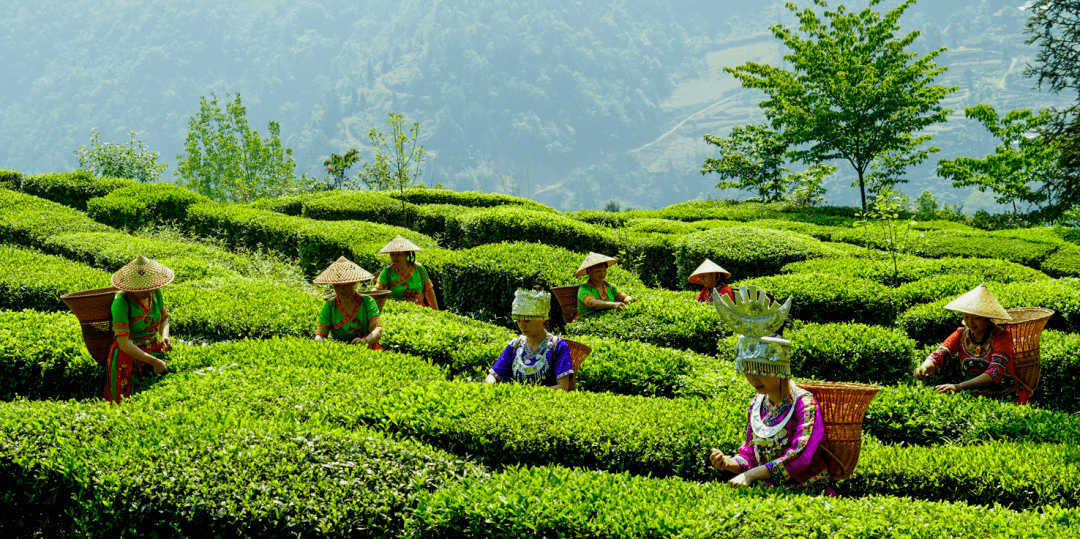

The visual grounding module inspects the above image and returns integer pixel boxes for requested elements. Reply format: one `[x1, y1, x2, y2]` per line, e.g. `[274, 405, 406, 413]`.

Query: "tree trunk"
[858, 170, 867, 211]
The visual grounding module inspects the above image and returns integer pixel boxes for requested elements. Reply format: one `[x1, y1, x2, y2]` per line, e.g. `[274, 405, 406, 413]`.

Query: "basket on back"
[551, 285, 580, 324]
[60, 287, 120, 365]
[359, 289, 392, 311]
[561, 338, 591, 392]
[797, 380, 881, 481]
[997, 307, 1054, 393]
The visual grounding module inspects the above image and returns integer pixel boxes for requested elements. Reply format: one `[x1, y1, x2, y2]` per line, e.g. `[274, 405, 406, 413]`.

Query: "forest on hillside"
[0, 0, 1072, 210]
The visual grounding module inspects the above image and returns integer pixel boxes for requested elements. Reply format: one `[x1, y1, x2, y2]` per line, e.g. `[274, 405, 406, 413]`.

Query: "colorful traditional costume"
[488, 289, 574, 386]
[715, 286, 834, 495]
[314, 257, 383, 350]
[373, 236, 436, 308]
[926, 284, 1027, 404]
[688, 259, 735, 304]
[575, 252, 629, 317]
[104, 256, 173, 403]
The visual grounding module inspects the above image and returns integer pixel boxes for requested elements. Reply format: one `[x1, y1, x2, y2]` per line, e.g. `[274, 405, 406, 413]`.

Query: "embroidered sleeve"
[372, 267, 390, 291]
[765, 392, 825, 484]
[579, 284, 600, 308]
[552, 339, 574, 381]
[985, 329, 1015, 383]
[928, 327, 965, 369]
[717, 284, 735, 302]
[734, 401, 758, 471]
[156, 289, 169, 321]
[111, 293, 131, 337]
[315, 300, 334, 338]
[612, 284, 627, 302]
[418, 264, 434, 292]
[488, 339, 517, 382]
[361, 295, 382, 329]
[695, 288, 709, 303]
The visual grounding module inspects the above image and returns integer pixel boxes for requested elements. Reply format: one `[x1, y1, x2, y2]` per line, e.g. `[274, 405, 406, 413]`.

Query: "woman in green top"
[372, 235, 440, 310]
[575, 252, 635, 318]
[314, 257, 384, 349]
[105, 256, 173, 403]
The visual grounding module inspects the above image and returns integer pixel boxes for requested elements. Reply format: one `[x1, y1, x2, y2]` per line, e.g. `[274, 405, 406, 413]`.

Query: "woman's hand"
[914, 359, 937, 379]
[729, 472, 754, 488]
[708, 448, 739, 473]
[350, 337, 365, 345]
[612, 301, 627, 310]
[624, 296, 636, 304]
[934, 383, 958, 394]
[160, 337, 173, 352]
[150, 356, 169, 375]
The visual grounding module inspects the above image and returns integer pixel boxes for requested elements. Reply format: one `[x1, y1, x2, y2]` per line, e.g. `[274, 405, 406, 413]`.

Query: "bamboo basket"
[551, 285, 580, 324]
[562, 338, 591, 392]
[996, 307, 1054, 393]
[359, 289, 392, 311]
[796, 380, 881, 481]
[60, 287, 120, 365]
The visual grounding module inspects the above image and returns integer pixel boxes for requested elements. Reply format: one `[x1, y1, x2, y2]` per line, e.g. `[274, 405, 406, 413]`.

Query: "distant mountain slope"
[0, 0, 1071, 211]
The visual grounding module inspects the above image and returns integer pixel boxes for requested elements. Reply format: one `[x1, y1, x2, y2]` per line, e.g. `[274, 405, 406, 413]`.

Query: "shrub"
[384, 187, 555, 212]
[831, 227, 1059, 267]
[1041, 245, 1080, 278]
[565, 289, 727, 355]
[408, 465, 1080, 538]
[300, 190, 420, 227]
[167, 276, 321, 341]
[85, 183, 210, 230]
[739, 273, 898, 326]
[788, 323, 917, 385]
[624, 218, 700, 235]
[0, 310, 100, 401]
[445, 206, 619, 253]
[1027, 330, 1080, 413]
[0, 189, 115, 246]
[0, 245, 113, 312]
[896, 280, 1080, 346]
[676, 226, 833, 282]
[783, 256, 1049, 286]
[1, 170, 135, 210]
[567, 209, 632, 227]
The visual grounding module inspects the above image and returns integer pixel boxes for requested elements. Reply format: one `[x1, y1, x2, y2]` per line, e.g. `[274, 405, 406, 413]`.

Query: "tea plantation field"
[3, 169, 1080, 537]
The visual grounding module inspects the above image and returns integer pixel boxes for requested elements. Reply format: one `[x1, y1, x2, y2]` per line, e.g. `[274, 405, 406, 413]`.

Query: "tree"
[937, 105, 1059, 216]
[725, 0, 957, 210]
[176, 93, 298, 202]
[358, 113, 425, 193]
[856, 188, 921, 285]
[323, 148, 361, 190]
[74, 130, 167, 183]
[701, 124, 789, 202]
[1023, 0, 1080, 218]
[785, 163, 835, 207]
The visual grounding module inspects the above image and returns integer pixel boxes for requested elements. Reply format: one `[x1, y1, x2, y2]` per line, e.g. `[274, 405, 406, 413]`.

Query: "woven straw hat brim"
[943, 284, 1012, 321]
[313, 256, 375, 284]
[688, 259, 731, 284]
[574, 252, 618, 277]
[378, 235, 422, 254]
[111, 256, 175, 292]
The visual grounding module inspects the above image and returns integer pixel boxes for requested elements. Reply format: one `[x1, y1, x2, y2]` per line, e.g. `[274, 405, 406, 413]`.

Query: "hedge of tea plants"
[6, 173, 1080, 536]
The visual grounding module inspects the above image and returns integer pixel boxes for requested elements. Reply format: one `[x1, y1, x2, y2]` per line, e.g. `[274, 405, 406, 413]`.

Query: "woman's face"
[516, 318, 547, 338]
[587, 264, 608, 282]
[963, 313, 991, 335]
[332, 282, 357, 297]
[389, 252, 409, 266]
[743, 373, 786, 395]
[130, 289, 153, 301]
[700, 272, 720, 288]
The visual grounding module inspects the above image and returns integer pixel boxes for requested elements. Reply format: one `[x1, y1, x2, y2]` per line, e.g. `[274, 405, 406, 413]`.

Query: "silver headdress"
[714, 285, 793, 378]
[511, 288, 551, 321]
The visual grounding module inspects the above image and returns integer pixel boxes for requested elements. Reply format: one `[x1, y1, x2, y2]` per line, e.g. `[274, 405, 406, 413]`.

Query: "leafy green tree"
[74, 130, 167, 183]
[914, 189, 939, 220]
[856, 188, 921, 285]
[937, 105, 1058, 216]
[323, 148, 361, 190]
[725, 0, 957, 210]
[176, 93, 298, 202]
[785, 164, 835, 207]
[1023, 0, 1080, 218]
[701, 124, 789, 202]
[358, 113, 425, 193]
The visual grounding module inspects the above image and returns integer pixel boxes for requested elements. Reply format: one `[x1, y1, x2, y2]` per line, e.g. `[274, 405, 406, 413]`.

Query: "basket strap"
[820, 444, 848, 478]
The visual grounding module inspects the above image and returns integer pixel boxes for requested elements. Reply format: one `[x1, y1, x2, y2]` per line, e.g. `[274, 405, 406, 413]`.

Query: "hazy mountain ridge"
[0, 0, 1071, 210]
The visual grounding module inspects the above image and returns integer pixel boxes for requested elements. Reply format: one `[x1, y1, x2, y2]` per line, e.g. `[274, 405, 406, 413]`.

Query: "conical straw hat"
[111, 256, 175, 292]
[575, 252, 618, 277]
[688, 259, 731, 284]
[378, 235, 421, 254]
[313, 256, 375, 284]
[943, 283, 1012, 321]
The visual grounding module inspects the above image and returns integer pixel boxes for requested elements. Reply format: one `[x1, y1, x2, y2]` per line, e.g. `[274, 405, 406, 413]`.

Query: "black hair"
[407, 251, 416, 264]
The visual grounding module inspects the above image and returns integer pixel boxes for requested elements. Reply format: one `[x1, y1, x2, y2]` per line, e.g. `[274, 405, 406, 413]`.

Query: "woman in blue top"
[486, 288, 574, 391]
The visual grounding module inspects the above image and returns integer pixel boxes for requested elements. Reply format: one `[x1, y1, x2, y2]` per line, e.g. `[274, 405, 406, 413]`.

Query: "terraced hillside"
[3, 169, 1080, 537]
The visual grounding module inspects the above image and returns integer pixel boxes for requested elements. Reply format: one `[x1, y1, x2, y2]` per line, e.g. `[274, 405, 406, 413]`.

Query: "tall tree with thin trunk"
[725, 0, 957, 210]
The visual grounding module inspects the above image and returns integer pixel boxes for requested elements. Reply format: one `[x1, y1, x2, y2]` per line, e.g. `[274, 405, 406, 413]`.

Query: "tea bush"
[0, 310, 99, 401]
[85, 183, 210, 229]
[385, 187, 555, 212]
[0, 245, 111, 311]
[738, 273, 898, 326]
[676, 226, 835, 282]
[445, 206, 620, 253]
[1, 170, 134, 210]
[783, 256, 1050, 286]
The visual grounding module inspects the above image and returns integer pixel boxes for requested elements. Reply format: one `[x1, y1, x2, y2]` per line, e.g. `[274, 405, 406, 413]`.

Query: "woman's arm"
[116, 335, 168, 374]
[552, 375, 571, 392]
[160, 317, 172, 352]
[729, 464, 772, 487]
[365, 326, 383, 345]
[424, 287, 440, 310]
[936, 373, 995, 393]
[586, 298, 626, 310]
